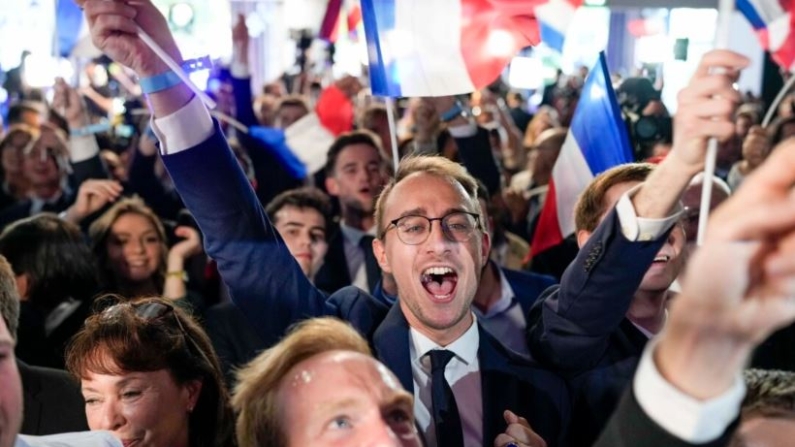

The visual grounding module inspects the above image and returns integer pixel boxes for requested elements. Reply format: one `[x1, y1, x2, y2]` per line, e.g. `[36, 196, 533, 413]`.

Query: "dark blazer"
[18, 361, 88, 435]
[526, 209, 671, 446]
[595, 387, 737, 447]
[162, 123, 571, 446]
[314, 224, 353, 294]
[501, 265, 557, 316]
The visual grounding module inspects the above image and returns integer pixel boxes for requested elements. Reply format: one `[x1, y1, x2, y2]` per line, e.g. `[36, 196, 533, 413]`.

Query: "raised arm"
[526, 50, 749, 372]
[80, 0, 328, 346]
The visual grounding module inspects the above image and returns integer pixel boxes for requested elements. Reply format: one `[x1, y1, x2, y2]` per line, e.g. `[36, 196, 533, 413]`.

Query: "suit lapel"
[18, 362, 44, 434]
[478, 325, 521, 446]
[372, 304, 414, 393]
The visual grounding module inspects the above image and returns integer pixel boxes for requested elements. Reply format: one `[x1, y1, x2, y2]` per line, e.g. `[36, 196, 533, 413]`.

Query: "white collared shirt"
[15, 432, 121, 447]
[409, 315, 482, 447]
[472, 268, 529, 356]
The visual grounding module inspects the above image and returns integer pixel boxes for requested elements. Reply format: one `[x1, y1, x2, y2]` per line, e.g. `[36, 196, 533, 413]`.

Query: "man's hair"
[375, 155, 481, 239]
[324, 130, 384, 176]
[66, 296, 235, 447]
[358, 104, 387, 130]
[265, 187, 332, 227]
[0, 214, 97, 312]
[742, 369, 795, 418]
[729, 369, 795, 447]
[574, 163, 654, 232]
[275, 95, 309, 115]
[6, 102, 42, 126]
[232, 317, 371, 447]
[88, 197, 168, 295]
[0, 256, 20, 340]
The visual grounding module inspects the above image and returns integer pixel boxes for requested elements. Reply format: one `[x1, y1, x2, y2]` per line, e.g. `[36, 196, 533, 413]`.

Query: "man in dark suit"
[596, 136, 795, 446]
[84, 6, 570, 444]
[0, 255, 87, 436]
[526, 50, 750, 446]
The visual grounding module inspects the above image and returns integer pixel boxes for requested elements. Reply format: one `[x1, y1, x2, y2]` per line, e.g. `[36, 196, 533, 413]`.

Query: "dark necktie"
[429, 349, 463, 447]
[360, 235, 380, 293]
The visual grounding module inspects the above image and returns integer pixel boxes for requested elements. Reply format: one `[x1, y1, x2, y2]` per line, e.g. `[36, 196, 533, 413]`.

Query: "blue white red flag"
[737, 0, 795, 70]
[531, 52, 633, 256]
[361, 0, 581, 97]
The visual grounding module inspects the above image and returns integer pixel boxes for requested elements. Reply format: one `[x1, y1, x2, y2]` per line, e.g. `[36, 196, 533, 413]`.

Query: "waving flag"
[737, 0, 795, 70]
[361, 0, 581, 97]
[531, 52, 633, 256]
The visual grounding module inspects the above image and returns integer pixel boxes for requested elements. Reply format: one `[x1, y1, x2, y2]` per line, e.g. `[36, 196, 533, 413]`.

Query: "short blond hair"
[374, 155, 481, 239]
[232, 317, 372, 447]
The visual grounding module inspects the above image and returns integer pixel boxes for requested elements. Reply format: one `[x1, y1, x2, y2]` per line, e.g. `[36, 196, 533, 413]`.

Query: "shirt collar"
[340, 222, 376, 246]
[409, 314, 480, 366]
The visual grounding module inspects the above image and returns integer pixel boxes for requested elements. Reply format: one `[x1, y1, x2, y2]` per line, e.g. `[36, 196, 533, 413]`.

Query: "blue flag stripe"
[570, 52, 634, 175]
[361, 0, 402, 97]
[56, 0, 84, 57]
[736, 0, 769, 30]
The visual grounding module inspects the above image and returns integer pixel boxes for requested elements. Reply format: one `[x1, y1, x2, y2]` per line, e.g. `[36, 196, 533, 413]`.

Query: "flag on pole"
[736, 0, 795, 70]
[360, 0, 581, 97]
[56, 0, 101, 58]
[531, 52, 633, 256]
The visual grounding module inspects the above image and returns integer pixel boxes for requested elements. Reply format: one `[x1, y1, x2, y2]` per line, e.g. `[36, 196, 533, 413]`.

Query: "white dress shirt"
[153, 95, 745, 445]
[410, 316, 482, 447]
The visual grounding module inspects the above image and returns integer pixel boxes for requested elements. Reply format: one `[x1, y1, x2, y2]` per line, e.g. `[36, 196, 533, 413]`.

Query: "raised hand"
[494, 410, 547, 447]
[670, 50, 749, 174]
[657, 138, 795, 400]
[62, 179, 123, 224]
[51, 78, 88, 129]
[79, 0, 182, 77]
[413, 99, 443, 144]
[168, 226, 204, 262]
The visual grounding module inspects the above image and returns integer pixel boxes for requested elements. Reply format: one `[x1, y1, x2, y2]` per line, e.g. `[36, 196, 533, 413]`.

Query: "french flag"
[57, 0, 101, 58]
[361, 0, 581, 97]
[737, 0, 795, 70]
[247, 84, 354, 179]
[531, 52, 633, 256]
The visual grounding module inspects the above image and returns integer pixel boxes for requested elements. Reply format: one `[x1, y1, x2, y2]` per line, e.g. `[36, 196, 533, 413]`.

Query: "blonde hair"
[232, 317, 371, 447]
[374, 155, 481, 239]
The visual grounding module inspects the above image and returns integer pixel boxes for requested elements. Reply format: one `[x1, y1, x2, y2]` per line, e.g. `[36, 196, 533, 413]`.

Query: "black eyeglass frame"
[382, 210, 482, 245]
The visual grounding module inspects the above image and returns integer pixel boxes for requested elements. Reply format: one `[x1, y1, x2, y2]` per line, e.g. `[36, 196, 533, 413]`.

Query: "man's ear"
[325, 176, 339, 197]
[576, 229, 592, 249]
[15, 274, 28, 301]
[480, 231, 491, 265]
[373, 237, 392, 274]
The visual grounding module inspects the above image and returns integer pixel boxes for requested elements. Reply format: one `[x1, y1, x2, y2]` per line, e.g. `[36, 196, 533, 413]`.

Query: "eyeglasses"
[103, 301, 212, 368]
[384, 211, 481, 245]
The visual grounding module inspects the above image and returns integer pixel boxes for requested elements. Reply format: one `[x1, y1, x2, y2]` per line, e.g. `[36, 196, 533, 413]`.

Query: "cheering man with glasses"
[78, 2, 570, 446]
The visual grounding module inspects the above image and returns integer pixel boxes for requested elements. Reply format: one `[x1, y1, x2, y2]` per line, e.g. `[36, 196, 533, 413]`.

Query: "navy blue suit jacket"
[162, 123, 570, 446]
[526, 209, 671, 446]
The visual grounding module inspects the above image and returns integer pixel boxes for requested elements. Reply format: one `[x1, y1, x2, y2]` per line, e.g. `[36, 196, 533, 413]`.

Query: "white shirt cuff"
[447, 122, 478, 139]
[634, 339, 745, 444]
[615, 183, 684, 241]
[152, 95, 214, 155]
[69, 135, 100, 163]
[230, 60, 250, 79]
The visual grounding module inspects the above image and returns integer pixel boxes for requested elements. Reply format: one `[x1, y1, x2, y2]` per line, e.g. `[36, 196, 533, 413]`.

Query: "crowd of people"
[3, 1, 795, 447]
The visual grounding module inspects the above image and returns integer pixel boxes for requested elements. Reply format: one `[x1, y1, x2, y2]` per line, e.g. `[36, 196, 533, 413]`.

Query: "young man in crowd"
[313, 131, 389, 294]
[204, 187, 332, 384]
[526, 50, 750, 446]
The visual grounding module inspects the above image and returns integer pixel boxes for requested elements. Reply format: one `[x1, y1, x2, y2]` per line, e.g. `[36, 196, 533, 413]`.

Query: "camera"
[617, 77, 672, 160]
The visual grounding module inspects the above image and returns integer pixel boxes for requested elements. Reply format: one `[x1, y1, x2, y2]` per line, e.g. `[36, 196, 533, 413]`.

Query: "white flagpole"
[384, 97, 400, 172]
[697, 0, 734, 246]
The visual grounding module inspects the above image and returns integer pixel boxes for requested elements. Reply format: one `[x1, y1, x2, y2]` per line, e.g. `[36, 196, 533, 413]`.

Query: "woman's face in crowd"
[106, 213, 163, 284]
[81, 354, 201, 447]
[22, 129, 61, 187]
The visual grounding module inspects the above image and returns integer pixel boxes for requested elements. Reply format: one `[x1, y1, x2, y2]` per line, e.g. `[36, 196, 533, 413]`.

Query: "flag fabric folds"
[530, 52, 633, 256]
[361, 0, 580, 97]
[737, 0, 795, 71]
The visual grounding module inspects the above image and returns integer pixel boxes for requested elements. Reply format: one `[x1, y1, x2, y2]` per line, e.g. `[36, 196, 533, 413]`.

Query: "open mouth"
[652, 254, 670, 264]
[420, 266, 458, 301]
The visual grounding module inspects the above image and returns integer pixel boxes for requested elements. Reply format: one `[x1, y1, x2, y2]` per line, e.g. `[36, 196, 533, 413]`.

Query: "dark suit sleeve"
[230, 75, 305, 206]
[526, 209, 670, 372]
[453, 126, 502, 194]
[162, 122, 330, 347]
[594, 387, 736, 447]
